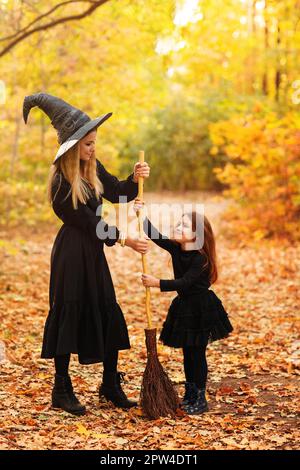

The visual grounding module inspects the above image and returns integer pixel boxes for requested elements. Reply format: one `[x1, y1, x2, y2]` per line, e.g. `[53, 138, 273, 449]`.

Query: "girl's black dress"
[41, 159, 138, 364]
[143, 217, 234, 348]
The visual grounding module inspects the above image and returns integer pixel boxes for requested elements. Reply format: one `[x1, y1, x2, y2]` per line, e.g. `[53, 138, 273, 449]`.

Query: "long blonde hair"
[47, 143, 104, 209]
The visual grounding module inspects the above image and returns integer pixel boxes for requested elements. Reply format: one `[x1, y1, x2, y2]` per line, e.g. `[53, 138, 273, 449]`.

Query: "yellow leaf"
[76, 423, 90, 436]
[92, 433, 110, 439]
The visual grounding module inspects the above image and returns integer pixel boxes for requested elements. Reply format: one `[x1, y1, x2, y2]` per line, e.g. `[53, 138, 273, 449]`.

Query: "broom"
[136, 150, 180, 420]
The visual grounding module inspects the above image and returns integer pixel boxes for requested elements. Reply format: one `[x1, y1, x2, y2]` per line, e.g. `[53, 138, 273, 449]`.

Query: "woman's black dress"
[41, 159, 138, 364]
[143, 217, 234, 348]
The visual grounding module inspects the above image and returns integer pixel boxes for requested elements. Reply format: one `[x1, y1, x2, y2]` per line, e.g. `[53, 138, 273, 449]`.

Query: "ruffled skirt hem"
[159, 317, 233, 348]
[158, 290, 234, 348]
[41, 300, 130, 364]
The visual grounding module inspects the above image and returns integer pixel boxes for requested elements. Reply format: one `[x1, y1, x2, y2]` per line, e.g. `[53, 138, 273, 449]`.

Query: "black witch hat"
[22, 92, 112, 163]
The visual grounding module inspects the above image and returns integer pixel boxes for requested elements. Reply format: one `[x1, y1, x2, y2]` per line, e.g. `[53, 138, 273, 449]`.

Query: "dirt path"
[0, 191, 299, 450]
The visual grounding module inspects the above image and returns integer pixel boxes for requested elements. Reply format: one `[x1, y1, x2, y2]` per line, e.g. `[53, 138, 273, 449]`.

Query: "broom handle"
[137, 150, 152, 330]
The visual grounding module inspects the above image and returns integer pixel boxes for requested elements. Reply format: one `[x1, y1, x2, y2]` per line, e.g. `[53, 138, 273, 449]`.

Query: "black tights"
[182, 344, 208, 389]
[54, 350, 119, 376]
[54, 354, 70, 376]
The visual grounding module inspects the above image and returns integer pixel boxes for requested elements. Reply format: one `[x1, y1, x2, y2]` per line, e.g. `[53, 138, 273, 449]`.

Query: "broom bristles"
[140, 328, 180, 420]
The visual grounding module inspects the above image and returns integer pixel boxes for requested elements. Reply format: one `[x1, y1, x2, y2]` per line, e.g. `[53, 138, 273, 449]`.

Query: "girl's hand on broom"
[126, 235, 150, 254]
[133, 198, 144, 213]
[133, 162, 150, 183]
[141, 273, 160, 288]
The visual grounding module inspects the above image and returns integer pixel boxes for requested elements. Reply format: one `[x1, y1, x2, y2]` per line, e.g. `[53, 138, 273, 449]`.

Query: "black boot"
[99, 371, 137, 409]
[183, 384, 208, 415]
[52, 374, 86, 416]
[181, 382, 198, 407]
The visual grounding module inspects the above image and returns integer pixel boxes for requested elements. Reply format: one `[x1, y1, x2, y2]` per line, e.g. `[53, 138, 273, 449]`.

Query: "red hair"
[185, 212, 218, 284]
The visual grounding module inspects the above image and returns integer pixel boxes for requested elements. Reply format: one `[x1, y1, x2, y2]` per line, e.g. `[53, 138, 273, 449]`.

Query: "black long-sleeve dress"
[143, 217, 234, 348]
[41, 159, 138, 364]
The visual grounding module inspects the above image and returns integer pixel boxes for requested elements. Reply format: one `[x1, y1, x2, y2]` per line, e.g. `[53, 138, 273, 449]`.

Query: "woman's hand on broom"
[132, 162, 150, 183]
[141, 273, 160, 288]
[125, 235, 150, 254]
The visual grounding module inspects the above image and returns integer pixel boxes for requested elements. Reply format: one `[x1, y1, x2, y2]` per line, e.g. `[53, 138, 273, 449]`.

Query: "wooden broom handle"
[137, 150, 152, 329]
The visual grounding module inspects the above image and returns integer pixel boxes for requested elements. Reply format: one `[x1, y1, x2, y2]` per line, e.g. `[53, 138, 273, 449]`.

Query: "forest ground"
[0, 191, 299, 450]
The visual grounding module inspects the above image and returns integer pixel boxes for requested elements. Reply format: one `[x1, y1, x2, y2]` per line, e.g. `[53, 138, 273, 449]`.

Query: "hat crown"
[23, 92, 91, 144]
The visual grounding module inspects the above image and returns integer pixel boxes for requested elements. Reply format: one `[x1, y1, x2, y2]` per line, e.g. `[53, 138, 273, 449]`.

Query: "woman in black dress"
[22, 93, 150, 416]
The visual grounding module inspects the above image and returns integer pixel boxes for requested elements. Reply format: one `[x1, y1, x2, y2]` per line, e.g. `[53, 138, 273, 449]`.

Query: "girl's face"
[79, 130, 97, 161]
[172, 214, 195, 245]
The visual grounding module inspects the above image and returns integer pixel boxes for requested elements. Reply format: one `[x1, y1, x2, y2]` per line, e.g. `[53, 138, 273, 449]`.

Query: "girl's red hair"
[185, 212, 218, 284]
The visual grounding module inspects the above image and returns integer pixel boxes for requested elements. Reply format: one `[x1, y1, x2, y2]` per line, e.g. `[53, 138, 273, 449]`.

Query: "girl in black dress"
[42, 131, 150, 416]
[134, 200, 233, 415]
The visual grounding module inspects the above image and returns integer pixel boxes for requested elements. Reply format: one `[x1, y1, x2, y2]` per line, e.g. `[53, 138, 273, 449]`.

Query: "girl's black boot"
[99, 371, 137, 409]
[181, 382, 198, 407]
[52, 374, 86, 416]
[183, 385, 209, 415]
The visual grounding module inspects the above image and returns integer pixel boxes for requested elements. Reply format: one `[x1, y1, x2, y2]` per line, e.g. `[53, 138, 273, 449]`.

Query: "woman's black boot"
[52, 374, 86, 416]
[99, 371, 137, 409]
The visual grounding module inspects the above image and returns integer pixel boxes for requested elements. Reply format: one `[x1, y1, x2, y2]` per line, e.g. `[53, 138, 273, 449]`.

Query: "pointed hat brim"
[53, 112, 112, 163]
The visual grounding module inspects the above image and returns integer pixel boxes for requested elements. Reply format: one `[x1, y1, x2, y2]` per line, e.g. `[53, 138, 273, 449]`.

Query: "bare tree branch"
[1, 1, 96, 42]
[0, 0, 110, 58]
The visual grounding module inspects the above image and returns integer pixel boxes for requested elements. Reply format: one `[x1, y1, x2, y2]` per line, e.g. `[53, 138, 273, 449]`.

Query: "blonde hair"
[47, 142, 104, 209]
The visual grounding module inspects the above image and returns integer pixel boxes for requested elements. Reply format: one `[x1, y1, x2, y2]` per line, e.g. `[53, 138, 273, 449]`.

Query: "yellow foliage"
[210, 112, 300, 241]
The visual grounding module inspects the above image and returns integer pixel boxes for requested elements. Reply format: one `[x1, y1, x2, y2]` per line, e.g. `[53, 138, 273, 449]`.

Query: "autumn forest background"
[0, 0, 299, 451]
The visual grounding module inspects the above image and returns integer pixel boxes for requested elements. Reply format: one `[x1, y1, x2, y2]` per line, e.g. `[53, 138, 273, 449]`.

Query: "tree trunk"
[262, 0, 269, 96]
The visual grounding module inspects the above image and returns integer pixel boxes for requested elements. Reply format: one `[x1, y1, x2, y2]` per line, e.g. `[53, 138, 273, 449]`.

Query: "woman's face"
[172, 214, 195, 244]
[79, 130, 97, 161]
